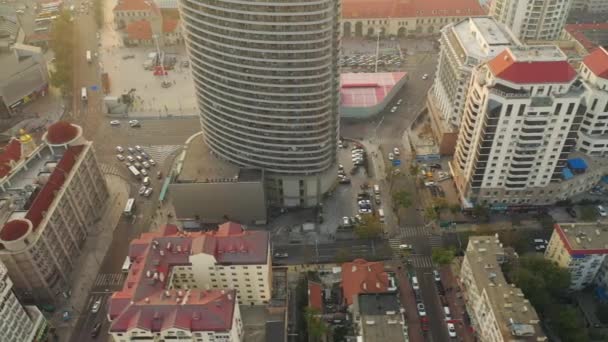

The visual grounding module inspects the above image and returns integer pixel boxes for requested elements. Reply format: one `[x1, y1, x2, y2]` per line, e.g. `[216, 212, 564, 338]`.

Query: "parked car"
[156, 171, 163, 179]
[135, 145, 143, 152]
[433, 270, 441, 282]
[388, 152, 394, 161]
[142, 161, 151, 169]
[447, 323, 457, 338]
[390, 106, 397, 113]
[115, 146, 124, 153]
[127, 147, 135, 154]
[129, 120, 141, 128]
[136, 155, 143, 162]
[149, 159, 156, 166]
[393, 147, 400, 156]
[397, 99, 403, 105]
[142, 176, 150, 186]
[274, 252, 288, 258]
[417, 303, 426, 317]
[138, 186, 147, 196]
[144, 187, 153, 197]
[342, 216, 352, 227]
[411, 276, 419, 290]
[91, 299, 101, 313]
[566, 207, 577, 218]
[126, 155, 135, 162]
[141, 169, 148, 177]
[535, 244, 546, 252]
[91, 322, 102, 338]
[110, 120, 120, 126]
[598, 205, 607, 217]
[398, 244, 412, 250]
[116, 154, 125, 161]
[422, 73, 429, 80]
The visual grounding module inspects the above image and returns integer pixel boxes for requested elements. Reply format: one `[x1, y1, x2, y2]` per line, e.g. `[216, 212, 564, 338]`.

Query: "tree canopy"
[354, 215, 383, 239]
[392, 190, 412, 209]
[431, 247, 455, 265]
[49, 11, 75, 95]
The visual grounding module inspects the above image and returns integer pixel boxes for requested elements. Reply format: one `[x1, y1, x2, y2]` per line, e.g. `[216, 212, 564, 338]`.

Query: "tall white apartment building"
[460, 236, 546, 341]
[431, 17, 518, 143]
[0, 261, 48, 342]
[545, 223, 608, 290]
[489, 0, 573, 41]
[179, 0, 341, 208]
[577, 47, 608, 156]
[0, 122, 108, 303]
[452, 45, 586, 207]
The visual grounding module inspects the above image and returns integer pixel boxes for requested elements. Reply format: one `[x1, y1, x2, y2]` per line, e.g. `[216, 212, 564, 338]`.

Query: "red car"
[420, 317, 429, 332]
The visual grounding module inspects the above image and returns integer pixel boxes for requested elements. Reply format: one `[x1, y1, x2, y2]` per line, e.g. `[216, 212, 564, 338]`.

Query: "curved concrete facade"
[180, 0, 341, 206]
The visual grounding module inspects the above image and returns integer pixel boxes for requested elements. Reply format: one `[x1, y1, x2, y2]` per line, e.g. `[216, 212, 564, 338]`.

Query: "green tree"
[449, 204, 461, 214]
[548, 305, 589, 342]
[597, 303, 608, 325]
[305, 307, 328, 341]
[431, 247, 455, 265]
[393, 190, 412, 209]
[580, 205, 599, 222]
[432, 197, 448, 210]
[49, 11, 75, 95]
[409, 164, 420, 176]
[424, 206, 439, 221]
[354, 215, 383, 239]
[334, 248, 352, 264]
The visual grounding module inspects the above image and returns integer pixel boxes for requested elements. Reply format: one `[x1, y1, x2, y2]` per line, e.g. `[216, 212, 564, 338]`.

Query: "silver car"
[142, 161, 150, 169]
[138, 185, 147, 196]
[144, 187, 153, 197]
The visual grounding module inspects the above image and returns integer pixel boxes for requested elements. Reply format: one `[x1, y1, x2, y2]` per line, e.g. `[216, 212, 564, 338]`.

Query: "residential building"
[577, 47, 608, 156]
[545, 223, 608, 290]
[112, 222, 271, 307]
[179, 0, 340, 207]
[461, 236, 546, 341]
[169, 132, 267, 227]
[0, 122, 108, 303]
[341, 0, 485, 38]
[341, 259, 388, 306]
[0, 261, 48, 342]
[113, 0, 181, 46]
[430, 17, 518, 154]
[489, 0, 573, 41]
[561, 23, 608, 54]
[451, 45, 588, 208]
[351, 293, 407, 342]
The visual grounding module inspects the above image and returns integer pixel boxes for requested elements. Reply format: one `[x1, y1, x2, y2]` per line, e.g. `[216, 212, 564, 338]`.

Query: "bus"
[81, 87, 87, 101]
[128, 165, 141, 178]
[124, 198, 135, 216]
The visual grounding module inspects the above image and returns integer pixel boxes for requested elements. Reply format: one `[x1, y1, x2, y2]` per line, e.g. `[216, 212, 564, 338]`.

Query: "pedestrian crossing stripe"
[94, 273, 126, 287]
[399, 226, 431, 238]
[408, 255, 434, 268]
[141, 145, 181, 165]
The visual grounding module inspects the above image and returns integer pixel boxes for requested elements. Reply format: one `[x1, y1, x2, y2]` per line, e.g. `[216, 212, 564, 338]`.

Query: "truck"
[128, 165, 141, 178]
[86, 50, 91, 63]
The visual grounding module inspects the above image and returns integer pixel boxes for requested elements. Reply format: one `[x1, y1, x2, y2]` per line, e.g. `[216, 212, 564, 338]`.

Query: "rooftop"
[554, 223, 608, 255]
[340, 72, 406, 108]
[583, 47, 608, 79]
[488, 46, 577, 84]
[449, 17, 516, 66]
[175, 132, 262, 184]
[126, 20, 152, 41]
[342, 0, 485, 19]
[465, 236, 545, 341]
[341, 259, 389, 306]
[357, 293, 405, 342]
[113, 0, 159, 14]
[162, 18, 178, 33]
[308, 281, 323, 312]
[564, 23, 608, 53]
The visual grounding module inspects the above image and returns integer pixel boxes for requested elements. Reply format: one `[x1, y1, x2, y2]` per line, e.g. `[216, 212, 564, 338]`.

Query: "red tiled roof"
[487, 49, 577, 84]
[308, 281, 324, 312]
[343, 0, 485, 19]
[341, 259, 389, 305]
[565, 23, 608, 52]
[162, 18, 179, 33]
[114, 0, 159, 13]
[584, 47, 608, 79]
[192, 222, 269, 265]
[0, 219, 30, 241]
[126, 20, 153, 41]
[46, 121, 79, 144]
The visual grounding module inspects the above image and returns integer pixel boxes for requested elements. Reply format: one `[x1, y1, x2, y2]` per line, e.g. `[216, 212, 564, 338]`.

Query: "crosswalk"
[398, 226, 431, 238]
[409, 255, 434, 268]
[142, 145, 182, 165]
[99, 163, 125, 177]
[94, 273, 126, 287]
[389, 238, 402, 252]
[428, 235, 443, 248]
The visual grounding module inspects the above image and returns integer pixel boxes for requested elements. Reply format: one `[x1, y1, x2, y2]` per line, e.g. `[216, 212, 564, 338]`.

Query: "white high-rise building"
[0, 261, 47, 342]
[451, 45, 587, 207]
[577, 47, 608, 156]
[489, 0, 573, 41]
[433, 17, 519, 128]
[179, 0, 341, 207]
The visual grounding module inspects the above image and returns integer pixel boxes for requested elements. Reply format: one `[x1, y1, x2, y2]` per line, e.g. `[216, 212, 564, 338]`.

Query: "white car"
[393, 147, 400, 156]
[135, 145, 143, 152]
[342, 216, 351, 226]
[129, 119, 141, 127]
[91, 299, 101, 313]
[142, 176, 150, 186]
[110, 120, 120, 126]
[417, 303, 426, 317]
[388, 152, 394, 161]
[598, 205, 607, 217]
[138, 185, 147, 196]
[116, 154, 125, 161]
[116, 146, 124, 153]
[141, 169, 149, 177]
[397, 99, 403, 105]
[422, 73, 429, 80]
[126, 155, 135, 162]
[433, 270, 441, 282]
[411, 276, 419, 290]
[127, 147, 135, 154]
[398, 244, 412, 250]
[144, 187, 153, 197]
[447, 323, 457, 338]
[142, 161, 151, 169]
[390, 106, 397, 113]
[149, 159, 156, 166]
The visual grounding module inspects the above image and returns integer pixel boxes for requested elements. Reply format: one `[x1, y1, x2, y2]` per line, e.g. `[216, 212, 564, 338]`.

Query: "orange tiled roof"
[126, 20, 153, 41]
[584, 47, 608, 79]
[341, 259, 388, 305]
[162, 18, 179, 33]
[343, 0, 485, 19]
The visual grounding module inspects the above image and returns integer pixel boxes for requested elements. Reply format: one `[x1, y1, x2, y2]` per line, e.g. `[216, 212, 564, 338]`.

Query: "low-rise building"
[0, 122, 108, 303]
[341, 259, 388, 306]
[351, 293, 406, 342]
[545, 223, 608, 290]
[577, 47, 608, 156]
[561, 23, 608, 55]
[113, 0, 181, 47]
[341, 0, 485, 38]
[0, 260, 48, 342]
[113, 222, 271, 307]
[461, 236, 546, 341]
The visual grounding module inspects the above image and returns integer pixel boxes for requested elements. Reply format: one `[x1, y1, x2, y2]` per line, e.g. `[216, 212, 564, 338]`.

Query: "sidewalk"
[441, 261, 476, 342]
[50, 174, 129, 342]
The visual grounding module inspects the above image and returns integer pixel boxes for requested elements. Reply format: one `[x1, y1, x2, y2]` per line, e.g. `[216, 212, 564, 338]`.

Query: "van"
[81, 87, 87, 101]
[378, 208, 385, 223]
[142, 176, 150, 185]
[443, 306, 451, 320]
[373, 184, 380, 194]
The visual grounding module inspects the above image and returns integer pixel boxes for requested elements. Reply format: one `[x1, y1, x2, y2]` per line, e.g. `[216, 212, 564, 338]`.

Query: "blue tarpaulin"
[602, 176, 608, 184]
[567, 158, 588, 170]
[562, 167, 574, 180]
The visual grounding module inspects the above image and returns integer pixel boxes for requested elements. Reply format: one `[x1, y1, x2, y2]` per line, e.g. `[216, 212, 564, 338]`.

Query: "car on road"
[136, 155, 143, 162]
[598, 205, 607, 217]
[91, 299, 101, 313]
[274, 252, 288, 258]
[398, 244, 412, 250]
[393, 147, 400, 156]
[388, 152, 394, 161]
[116, 146, 124, 153]
[142, 176, 150, 186]
[342, 216, 352, 227]
[566, 207, 577, 218]
[129, 120, 141, 128]
[447, 323, 457, 338]
[422, 73, 429, 80]
[141, 169, 149, 177]
[122, 54, 135, 60]
[443, 306, 452, 320]
[397, 99, 403, 105]
[116, 154, 125, 161]
[126, 155, 135, 162]
[390, 106, 397, 113]
[91, 322, 102, 338]
[420, 317, 429, 332]
[139, 186, 147, 196]
[338, 176, 351, 184]
[149, 159, 156, 166]
[156, 171, 163, 179]
[110, 120, 120, 126]
[433, 270, 441, 282]
[417, 303, 426, 317]
[144, 187, 153, 197]
[535, 244, 546, 252]
[411, 276, 419, 290]
[127, 147, 135, 154]
[135, 145, 143, 152]
[142, 161, 151, 169]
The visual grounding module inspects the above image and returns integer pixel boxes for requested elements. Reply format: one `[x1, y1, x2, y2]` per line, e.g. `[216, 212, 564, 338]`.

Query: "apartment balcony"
[489, 84, 530, 99]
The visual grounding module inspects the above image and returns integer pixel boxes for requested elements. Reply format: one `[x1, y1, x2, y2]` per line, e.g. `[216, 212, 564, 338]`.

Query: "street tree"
[580, 205, 599, 222]
[354, 215, 383, 239]
[548, 305, 589, 342]
[409, 164, 420, 176]
[334, 248, 352, 264]
[424, 206, 439, 221]
[393, 190, 412, 209]
[305, 307, 328, 341]
[49, 11, 75, 95]
[431, 247, 455, 265]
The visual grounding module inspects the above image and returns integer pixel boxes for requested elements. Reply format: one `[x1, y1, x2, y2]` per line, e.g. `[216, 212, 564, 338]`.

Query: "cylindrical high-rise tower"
[179, 0, 340, 207]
